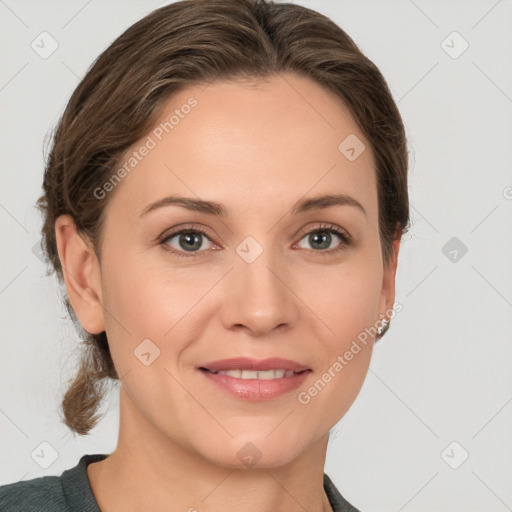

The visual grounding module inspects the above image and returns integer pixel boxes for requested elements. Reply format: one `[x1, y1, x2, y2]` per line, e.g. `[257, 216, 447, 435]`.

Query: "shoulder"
[324, 473, 362, 512]
[0, 454, 108, 512]
[0, 474, 67, 511]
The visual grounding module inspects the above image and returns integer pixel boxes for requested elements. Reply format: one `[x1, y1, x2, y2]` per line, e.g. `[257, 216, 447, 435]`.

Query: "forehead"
[107, 72, 377, 221]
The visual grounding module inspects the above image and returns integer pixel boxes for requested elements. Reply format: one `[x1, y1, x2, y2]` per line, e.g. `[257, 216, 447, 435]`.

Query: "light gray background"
[1, 1, 511, 511]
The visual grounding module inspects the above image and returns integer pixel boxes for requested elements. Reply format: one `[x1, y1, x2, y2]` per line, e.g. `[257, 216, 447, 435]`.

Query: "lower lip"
[199, 369, 311, 400]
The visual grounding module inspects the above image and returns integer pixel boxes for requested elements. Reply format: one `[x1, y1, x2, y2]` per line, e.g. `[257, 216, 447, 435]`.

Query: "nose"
[220, 246, 300, 337]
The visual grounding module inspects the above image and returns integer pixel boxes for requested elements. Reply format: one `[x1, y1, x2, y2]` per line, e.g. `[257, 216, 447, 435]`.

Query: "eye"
[294, 223, 351, 254]
[159, 226, 216, 259]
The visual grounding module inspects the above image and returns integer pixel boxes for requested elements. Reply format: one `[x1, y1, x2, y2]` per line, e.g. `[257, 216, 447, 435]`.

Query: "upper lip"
[199, 357, 311, 373]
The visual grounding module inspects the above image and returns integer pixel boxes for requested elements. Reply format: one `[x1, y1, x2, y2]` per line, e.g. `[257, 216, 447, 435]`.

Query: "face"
[62, 72, 399, 468]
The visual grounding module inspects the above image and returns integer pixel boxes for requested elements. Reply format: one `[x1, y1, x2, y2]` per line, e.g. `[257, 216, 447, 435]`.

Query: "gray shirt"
[0, 454, 361, 511]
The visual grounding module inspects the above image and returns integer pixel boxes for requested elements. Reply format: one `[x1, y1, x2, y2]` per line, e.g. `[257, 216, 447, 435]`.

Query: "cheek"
[102, 246, 187, 329]
[98, 251, 172, 369]
[295, 259, 381, 418]
[295, 270, 380, 430]
[100, 253, 214, 367]
[299, 257, 383, 342]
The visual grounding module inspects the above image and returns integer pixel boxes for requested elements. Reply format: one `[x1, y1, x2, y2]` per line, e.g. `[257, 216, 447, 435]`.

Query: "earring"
[376, 318, 390, 337]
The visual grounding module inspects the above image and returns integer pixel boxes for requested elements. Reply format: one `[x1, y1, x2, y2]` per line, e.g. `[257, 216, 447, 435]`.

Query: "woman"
[0, 0, 409, 510]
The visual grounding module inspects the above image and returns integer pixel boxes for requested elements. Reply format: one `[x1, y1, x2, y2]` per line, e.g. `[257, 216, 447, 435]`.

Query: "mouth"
[199, 368, 310, 380]
[197, 357, 312, 400]
[198, 356, 311, 377]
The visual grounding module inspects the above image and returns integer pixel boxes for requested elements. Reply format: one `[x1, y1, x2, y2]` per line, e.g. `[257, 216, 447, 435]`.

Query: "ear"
[54, 214, 105, 335]
[378, 235, 401, 320]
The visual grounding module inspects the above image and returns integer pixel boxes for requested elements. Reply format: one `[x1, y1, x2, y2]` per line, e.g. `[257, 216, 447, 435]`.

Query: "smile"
[201, 368, 307, 379]
[197, 357, 312, 399]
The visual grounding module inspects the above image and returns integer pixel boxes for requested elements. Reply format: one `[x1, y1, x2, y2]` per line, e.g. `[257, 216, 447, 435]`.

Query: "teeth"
[213, 369, 297, 379]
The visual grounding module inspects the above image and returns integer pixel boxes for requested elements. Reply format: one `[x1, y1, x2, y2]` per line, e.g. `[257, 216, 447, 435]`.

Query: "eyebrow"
[139, 193, 366, 218]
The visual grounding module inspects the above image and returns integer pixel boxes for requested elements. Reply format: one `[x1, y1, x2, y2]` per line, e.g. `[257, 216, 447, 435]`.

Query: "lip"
[199, 368, 311, 400]
[197, 357, 312, 400]
[199, 357, 310, 373]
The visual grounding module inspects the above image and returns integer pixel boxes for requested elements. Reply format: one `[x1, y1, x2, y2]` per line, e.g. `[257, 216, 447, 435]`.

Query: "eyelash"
[158, 223, 351, 260]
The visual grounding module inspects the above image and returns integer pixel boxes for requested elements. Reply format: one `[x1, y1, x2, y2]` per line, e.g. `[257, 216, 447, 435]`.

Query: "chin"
[193, 431, 314, 470]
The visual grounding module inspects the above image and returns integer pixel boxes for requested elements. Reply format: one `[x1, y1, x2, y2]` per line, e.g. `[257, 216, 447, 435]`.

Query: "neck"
[87, 386, 333, 512]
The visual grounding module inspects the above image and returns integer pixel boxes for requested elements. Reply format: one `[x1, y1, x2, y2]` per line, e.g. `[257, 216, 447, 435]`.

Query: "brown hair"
[37, 0, 410, 435]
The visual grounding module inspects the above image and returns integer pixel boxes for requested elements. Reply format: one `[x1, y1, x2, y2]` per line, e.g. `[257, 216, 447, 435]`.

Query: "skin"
[55, 72, 400, 512]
